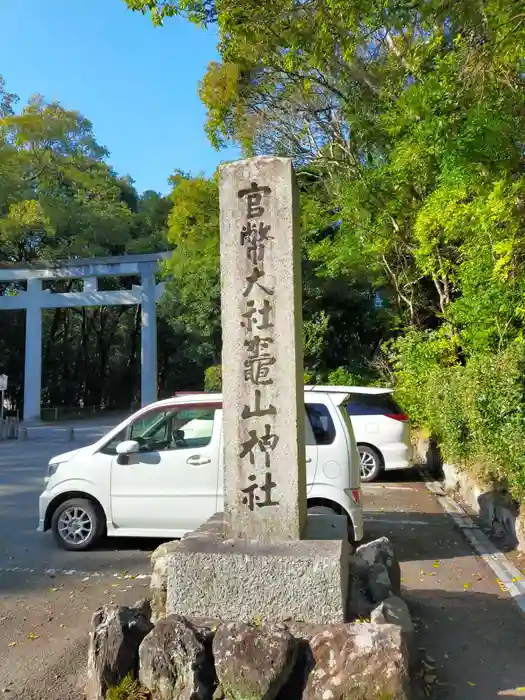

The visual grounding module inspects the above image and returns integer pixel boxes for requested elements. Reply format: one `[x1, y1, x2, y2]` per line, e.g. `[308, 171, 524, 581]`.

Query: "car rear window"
[346, 392, 402, 416]
[305, 403, 336, 445]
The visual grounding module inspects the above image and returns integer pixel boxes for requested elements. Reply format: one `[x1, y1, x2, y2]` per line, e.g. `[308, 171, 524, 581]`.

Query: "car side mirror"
[116, 440, 139, 456]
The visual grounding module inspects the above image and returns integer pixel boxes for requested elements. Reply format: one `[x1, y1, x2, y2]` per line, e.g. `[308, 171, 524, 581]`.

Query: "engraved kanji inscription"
[239, 424, 279, 468]
[241, 389, 277, 419]
[238, 181, 271, 219]
[244, 335, 273, 359]
[241, 472, 280, 511]
[241, 221, 272, 265]
[244, 356, 276, 385]
[243, 267, 274, 298]
[241, 299, 273, 332]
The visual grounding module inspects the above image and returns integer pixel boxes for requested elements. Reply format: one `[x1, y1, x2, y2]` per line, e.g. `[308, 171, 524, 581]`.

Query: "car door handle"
[186, 456, 212, 466]
[306, 456, 312, 463]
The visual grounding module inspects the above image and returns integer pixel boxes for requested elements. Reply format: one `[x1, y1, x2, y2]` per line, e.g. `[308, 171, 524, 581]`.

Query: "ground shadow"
[405, 587, 525, 699]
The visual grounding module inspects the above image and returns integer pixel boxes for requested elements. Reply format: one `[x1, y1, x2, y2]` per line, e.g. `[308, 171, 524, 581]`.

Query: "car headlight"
[46, 462, 63, 479]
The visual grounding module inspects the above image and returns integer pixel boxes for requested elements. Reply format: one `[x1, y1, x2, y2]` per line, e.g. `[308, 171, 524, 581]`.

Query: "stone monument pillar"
[162, 156, 350, 625]
[219, 157, 307, 541]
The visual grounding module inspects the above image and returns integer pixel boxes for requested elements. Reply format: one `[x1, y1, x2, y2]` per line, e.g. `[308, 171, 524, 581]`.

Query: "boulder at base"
[371, 596, 413, 637]
[303, 622, 410, 700]
[139, 615, 215, 700]
[85, 600, 153, 700]
[213, 622, 297, 700]
[356, 537, 402, 595]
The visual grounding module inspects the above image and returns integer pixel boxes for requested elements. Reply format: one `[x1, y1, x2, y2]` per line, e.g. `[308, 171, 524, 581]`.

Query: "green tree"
[0, 79, 176, 412]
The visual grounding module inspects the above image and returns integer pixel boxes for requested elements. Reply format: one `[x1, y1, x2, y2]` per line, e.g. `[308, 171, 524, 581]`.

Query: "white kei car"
[38, 390, 364, 550]
[306, 386, 414, 482]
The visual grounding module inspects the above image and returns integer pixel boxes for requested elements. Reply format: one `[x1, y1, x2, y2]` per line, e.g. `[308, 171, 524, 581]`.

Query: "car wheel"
[358, 445, 382, 483]
[307, 505, 336, 516]
[51, 498, 105, 551]
[307, 505, 355, 545]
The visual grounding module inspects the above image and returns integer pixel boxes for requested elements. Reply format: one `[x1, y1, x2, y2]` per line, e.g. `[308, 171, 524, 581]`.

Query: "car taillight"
[351, 489, 361, 505]
[385, 413, 409, 422]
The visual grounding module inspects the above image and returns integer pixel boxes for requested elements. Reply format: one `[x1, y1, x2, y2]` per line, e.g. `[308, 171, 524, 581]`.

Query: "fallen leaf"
[463, 583, 471, 590]
[27, 633, 39, 640]
[467, 681, 476, 687]
[7, 642, 16, 647]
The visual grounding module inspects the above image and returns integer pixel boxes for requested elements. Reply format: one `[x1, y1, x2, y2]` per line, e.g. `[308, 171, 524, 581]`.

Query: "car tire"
[358, 445, 382, 483]
[51, 498, 105, 551]
[307, 505, 355, 545]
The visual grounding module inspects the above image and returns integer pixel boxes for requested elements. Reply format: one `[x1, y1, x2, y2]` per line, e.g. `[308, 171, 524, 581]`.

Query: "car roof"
[304, 385, 393, 395]
[143, 388, 353, 412]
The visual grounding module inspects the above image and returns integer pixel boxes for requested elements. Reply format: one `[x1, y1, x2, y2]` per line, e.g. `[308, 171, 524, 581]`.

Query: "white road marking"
[0, 566, 150, 580]
[363, 484, 416, 491]
[365, 516, 430, 526]
[424, 477, 525, 616]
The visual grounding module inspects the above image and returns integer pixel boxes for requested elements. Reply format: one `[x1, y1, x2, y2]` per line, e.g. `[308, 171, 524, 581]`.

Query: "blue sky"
[0, 0, 239, 194]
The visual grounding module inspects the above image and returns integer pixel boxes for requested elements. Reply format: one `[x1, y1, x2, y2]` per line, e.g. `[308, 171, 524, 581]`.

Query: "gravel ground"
[1, 430, 524, 699]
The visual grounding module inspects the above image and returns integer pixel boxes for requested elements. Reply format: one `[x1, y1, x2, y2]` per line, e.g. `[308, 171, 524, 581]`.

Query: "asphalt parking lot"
[1, 428, 524, 699]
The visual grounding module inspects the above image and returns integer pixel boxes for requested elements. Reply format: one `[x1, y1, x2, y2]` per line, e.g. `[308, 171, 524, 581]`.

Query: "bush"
[391, 330, 525, 501]
[326, 367, 361, 386]
[204, 364, 222, 391]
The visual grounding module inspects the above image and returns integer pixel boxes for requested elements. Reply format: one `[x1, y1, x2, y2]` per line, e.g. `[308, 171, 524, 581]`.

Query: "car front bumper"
[37, 490, 52, 532]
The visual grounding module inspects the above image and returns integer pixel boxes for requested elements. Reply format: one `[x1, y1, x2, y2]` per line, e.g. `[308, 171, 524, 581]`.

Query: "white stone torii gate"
[0, 252, 170, 422]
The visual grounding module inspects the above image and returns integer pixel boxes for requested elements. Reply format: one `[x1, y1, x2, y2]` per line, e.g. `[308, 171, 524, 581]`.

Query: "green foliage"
[204, 364, 222, 391]
[106, 675, 149, 700]
[0, 79, 193, 412]
[393, 331, 525, 500]
[325, 367, 361, 387]
[11, 0, 525, 499]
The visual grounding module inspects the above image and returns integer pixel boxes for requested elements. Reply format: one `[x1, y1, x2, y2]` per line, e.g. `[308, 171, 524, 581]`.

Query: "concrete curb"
[424, 475, 525, 616]
[440, 462, 523, 550]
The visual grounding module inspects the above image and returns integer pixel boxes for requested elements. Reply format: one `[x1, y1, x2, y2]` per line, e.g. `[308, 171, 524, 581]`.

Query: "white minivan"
[307, 385, 414, 482]
[38, 390, 364, 550]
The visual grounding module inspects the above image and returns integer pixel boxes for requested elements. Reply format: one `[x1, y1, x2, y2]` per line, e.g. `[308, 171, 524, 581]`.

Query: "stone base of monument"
[149, 513, 404, 628]
[85, 514, 414, 699]
[151, 512, 355, 626]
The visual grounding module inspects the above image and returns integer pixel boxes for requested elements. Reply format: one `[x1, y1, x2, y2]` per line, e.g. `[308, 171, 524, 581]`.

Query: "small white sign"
[0, 375, 7, 391]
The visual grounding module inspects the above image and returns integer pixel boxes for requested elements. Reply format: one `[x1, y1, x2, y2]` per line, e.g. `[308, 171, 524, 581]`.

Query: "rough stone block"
[371, 595, 412, 631]
[303, 622, 410, 700]
[165, 533, 350, 625]
[356, 536, 401, 595]
[139, 615, 215, 700]
[85, 600, 153, 700]
[213, 622, 296, 700]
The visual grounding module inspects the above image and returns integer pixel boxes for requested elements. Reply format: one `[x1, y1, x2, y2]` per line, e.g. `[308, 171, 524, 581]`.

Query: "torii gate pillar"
[140, 262, 158, 409]
[24, 279, 44, 423]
